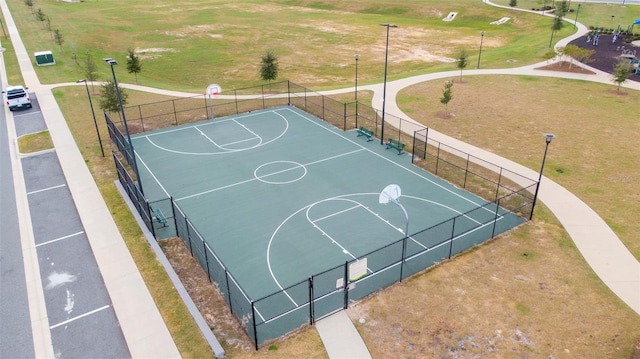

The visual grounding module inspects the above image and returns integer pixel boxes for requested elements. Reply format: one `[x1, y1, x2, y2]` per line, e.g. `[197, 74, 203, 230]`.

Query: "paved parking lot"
[12, 95, 130, 358]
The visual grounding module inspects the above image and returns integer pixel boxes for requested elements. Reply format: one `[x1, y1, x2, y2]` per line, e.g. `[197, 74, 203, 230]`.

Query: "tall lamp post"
[76, 79, 104, 157]
[477, 31, 485, 69]
[104, 57, 143, 195]
[574, 3, 581, 29]
[354, 53, 360, 127]
[380, 23, 397, 145]
[530, 133, 556, 220]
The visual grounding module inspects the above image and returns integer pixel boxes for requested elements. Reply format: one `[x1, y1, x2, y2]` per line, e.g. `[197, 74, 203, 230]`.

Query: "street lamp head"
[76, 79, 86, 83]
[380, 23, 398, 28]
[481, 31, 485, 36]
[544, 133, 556, 144]
[354, 54, 360, 61]
[103, 58, 117, 65]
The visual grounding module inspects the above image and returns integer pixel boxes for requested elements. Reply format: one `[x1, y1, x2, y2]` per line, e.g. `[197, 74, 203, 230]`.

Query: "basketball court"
[130, 105, 525, 342]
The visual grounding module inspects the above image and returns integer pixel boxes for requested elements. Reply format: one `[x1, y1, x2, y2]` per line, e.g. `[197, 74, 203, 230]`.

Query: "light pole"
[380, 23, 397, 145]
[76, 79, 104, 157]
[574, 3, 581, 29]
[530, 133, 556, 220]
[104, 57, 143, 195]
[354, 53, 360, 127]
[477, 31, 485, 69]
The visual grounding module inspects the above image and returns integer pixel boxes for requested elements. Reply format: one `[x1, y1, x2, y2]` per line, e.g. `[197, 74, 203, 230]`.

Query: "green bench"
[385, 138, 406, 155]
[151, 207, 168, 228]
[356, 126, 374, 141]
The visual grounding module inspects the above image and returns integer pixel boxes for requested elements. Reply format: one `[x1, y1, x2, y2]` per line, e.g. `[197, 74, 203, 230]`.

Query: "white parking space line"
[12, 110, 42, 118]
[35, 231, 84, 248]
[49, 305, 110, 330]
[26, 183, 66, 195]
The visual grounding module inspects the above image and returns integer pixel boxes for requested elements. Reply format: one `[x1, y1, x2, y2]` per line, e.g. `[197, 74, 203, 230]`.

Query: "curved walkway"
[3, 1, 638, 358]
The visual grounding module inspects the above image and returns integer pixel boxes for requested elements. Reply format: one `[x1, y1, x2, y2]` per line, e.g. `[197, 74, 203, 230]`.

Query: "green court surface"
[132, 106, 524, 319]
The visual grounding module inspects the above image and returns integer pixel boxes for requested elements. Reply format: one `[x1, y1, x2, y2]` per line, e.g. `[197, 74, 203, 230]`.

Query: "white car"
[4, 85, 32, 111]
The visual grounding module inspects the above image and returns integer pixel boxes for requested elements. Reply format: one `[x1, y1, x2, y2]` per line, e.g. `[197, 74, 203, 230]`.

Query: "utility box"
[34, 51, 55, 66]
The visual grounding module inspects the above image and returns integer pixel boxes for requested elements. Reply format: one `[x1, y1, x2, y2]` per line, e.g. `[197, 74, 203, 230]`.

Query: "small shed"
[34, 51, 55, 66]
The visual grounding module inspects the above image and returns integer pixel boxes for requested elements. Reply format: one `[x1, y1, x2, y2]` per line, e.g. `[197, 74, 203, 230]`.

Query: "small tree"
[509, 0, 517, 7]
[84, 53, 99, 92]
[99, 79, 129, 114]
[563, 44, 594, 68]
[544, 49, 557, 64]
[440, 80, 454, 114]
[36, 8, 46, 23]
[556, 0, 569, 16]
[611, 60, 633, 92]
[260, 50, 279, 90]
[24, 0, 34, 13]
[456, 49, 469, 81]
[53, 29, 64, 52]
[126, 48, 143, 84]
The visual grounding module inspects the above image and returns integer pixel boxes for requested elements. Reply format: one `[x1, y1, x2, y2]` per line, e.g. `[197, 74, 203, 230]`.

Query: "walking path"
[2, 0, 638, 358]
[0, 1, 181, 358]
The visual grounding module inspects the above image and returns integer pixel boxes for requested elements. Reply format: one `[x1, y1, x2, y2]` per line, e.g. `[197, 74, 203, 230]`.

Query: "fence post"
[261, 85, 265, 109]
[435, 144, 442, 175]
[226, 270, 234, 315]
[309, 276, 314, 325]
[449, 217, 456, 259]
[399, 236, 407, 281]
[234, 89, 239, 115]
[463, 154, 470, 188]
[252, 301, 258, 351]
[172, 99, 178, 126]
[287, 80, 291, 105]
[137, 105, 144, 132]
[146, 201, 156, 238]
[343, 261, 349, 309]
[170, 197, 178, 237]
[204, 241, 211, 283]
[494, 169, 503, 203]
[186, 219, 194, 257]
[491, 199, 501, 238]
[343, 102, 347, 131]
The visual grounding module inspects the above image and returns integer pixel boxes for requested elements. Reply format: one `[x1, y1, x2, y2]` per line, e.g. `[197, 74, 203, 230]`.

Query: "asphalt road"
[0, 87, 35, 358]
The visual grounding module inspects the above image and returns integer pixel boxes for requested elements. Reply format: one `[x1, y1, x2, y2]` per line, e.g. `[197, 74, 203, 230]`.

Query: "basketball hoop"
[206, 83, 221, 96]
[206, 84, 222, 119]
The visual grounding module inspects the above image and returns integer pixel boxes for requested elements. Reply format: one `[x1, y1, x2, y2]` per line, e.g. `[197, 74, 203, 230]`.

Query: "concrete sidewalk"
[0, 2, 181, 358]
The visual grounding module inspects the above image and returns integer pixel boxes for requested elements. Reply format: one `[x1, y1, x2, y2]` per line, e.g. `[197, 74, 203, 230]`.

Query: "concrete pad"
[316, 311, 372, 359]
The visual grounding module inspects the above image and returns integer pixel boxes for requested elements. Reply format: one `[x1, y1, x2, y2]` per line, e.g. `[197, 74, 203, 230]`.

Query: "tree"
[556, 0, 569, 16]
[53, 29, 64, 52]
[36, 8, 46, 23]
[611, 59, 633, 92]
[440, 80, 454, 114]
[84, 53, 99, 93]
[456, 49, 469, 81]
[99, 79, 129, 114]
[126, 48, 143, 84]
[259, 50, 279, 90]
[509, 0, 517, 7]
[562, 44, 594, 68]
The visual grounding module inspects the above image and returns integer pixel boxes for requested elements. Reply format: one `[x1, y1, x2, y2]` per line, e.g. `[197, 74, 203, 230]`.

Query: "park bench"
[151, 207, 168, 228]
[356, 126, 374, 141]
[385, 138, 406, 155]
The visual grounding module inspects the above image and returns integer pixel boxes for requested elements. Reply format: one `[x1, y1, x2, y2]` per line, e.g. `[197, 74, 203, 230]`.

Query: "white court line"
[176, 148, 365, 202]
[35, 231, 84, 248]
[137, 110, 286, 155]
[283, 107, 494, 213]
[26, 183, 66, 195]
[135, 153, 171, 198]
[49, 305, 111, 329]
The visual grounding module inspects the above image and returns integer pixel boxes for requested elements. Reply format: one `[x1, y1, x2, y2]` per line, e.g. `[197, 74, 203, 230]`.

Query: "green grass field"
[4, 0, 640, 357]
[9, 0, 639, 91]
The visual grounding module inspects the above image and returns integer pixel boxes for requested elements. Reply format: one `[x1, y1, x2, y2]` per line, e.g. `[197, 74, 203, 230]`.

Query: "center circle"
[254, 161, 307, 184]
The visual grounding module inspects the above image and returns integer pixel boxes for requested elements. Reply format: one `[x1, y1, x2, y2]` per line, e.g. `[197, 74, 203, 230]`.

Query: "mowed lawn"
[3, 0, 640, 357]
